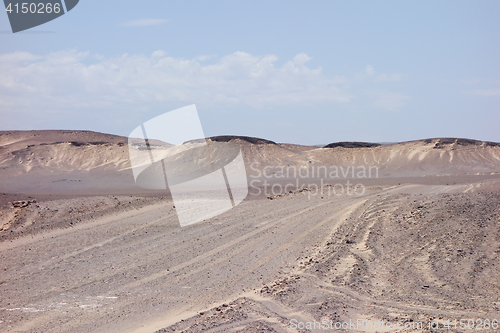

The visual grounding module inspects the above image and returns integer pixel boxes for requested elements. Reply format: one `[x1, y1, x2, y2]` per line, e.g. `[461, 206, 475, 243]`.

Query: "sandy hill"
[207, 136, 500, 178]
[1, 131, 500, 192]
[306, 138, 500, 177]
[0, 130, 129, 173]
[0, 130, 133, 192]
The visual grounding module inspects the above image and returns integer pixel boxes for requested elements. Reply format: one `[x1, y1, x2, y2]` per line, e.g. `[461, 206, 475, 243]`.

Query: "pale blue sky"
[0, 1, 499, 144]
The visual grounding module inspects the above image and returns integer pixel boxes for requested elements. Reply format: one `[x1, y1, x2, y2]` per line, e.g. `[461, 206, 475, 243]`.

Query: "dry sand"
[1, 131, 500, 332]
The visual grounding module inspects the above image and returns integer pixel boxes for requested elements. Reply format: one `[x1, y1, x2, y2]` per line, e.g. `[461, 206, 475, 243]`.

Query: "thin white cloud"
[0, 50, 410, 130]
[371, 91, 411, 111]
[0, 52, 40, 63]
[459, 79, 500, 85]
[469, 88, 500, 96]
[366, 65, 375, 76]
[195, 54, 217, 62]
[365, 65, 401, 81]
[123, 19, 168, 27]
[0, 50, 352, 111]
[376, 73, 402, 82]
[151, 50, 166, 58]
[459, 79, 481, 85]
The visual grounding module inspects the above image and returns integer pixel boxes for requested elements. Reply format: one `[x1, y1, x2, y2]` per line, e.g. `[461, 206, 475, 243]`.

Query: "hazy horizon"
[3, 128, 500, 147]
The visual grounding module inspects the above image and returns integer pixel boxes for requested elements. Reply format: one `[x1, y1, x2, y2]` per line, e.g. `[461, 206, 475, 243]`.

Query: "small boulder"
[12, 199, 36, 208]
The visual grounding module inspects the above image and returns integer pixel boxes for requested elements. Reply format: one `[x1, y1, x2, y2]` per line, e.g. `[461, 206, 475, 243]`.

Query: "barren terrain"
[1, 131, 500, 332]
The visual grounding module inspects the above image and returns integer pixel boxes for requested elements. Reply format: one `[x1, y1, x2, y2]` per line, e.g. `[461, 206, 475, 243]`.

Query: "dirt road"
[1, 182, 499, 333]
[0, 186, 369, 332]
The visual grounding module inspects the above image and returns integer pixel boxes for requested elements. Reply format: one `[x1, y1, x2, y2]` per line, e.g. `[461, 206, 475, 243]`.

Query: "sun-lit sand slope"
[231, 137, 500, 177]
[0, 130, 130, 173]
[2, 131, 500, 193]
[309, 138, 500, 177]
[0, 130, 134, 191]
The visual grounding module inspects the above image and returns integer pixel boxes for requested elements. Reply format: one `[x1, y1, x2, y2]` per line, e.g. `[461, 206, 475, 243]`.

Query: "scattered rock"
[12, 199, 36, 208]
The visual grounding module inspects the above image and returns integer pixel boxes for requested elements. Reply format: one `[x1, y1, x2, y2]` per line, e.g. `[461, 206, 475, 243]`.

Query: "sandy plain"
[1, 131, 500, 333]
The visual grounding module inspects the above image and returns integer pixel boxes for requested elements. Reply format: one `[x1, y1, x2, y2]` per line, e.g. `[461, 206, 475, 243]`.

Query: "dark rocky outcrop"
[323, 142, 381, 149]
[431, 138, 500, 149]
[209, 135, 277, 145]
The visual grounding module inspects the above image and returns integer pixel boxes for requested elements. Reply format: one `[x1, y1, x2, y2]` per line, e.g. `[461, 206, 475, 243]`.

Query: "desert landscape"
[1, 130, 500, 333]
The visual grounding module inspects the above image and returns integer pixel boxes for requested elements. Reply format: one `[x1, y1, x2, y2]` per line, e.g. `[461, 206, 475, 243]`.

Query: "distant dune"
[0, 130, 132, 192]
[1, 130, 500, 192]
[306, 138, 500, 177]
